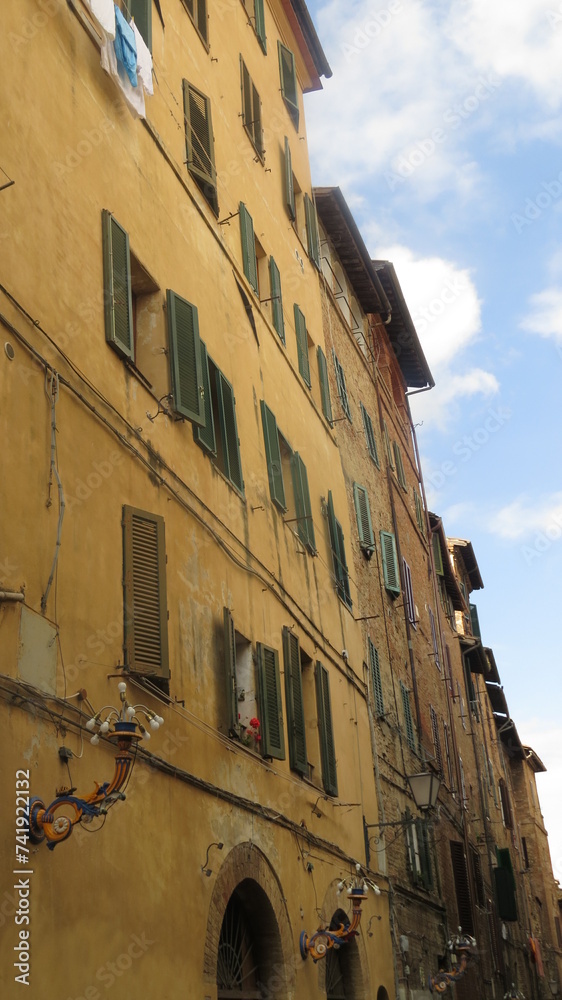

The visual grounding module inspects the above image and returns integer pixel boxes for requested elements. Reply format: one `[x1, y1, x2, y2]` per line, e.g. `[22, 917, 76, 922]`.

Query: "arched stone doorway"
[203, 842, 295, 1000]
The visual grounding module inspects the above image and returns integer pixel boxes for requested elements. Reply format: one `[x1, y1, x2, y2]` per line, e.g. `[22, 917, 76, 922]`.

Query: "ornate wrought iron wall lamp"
[300, 865, 381, 962]
[27, 681, 163, 850]
[428, 929, 478, 993]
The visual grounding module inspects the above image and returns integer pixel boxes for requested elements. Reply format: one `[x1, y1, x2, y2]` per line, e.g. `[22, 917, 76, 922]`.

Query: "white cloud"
[520, 287, 562, 342]
[486, 493, 562, 540]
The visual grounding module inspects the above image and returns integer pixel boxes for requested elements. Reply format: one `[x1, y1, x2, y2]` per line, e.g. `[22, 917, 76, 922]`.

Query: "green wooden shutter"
[283, 627, 307, 775]
[284, 136, 295, 221]
[400, 681, 416, 750]
[260, 400, 286, 510]
[193, 340, 216, 455]
[380, 531, 400, 595]
[361, 403, 379, 466]
[251, 80, 264, 157]
[393, 441, 407, 490]
[130, 0, 152, 51]
[183, 81, 217, 213]
[432, 532, 444, 574]
[269, 256, 285, 343]
[317, 346, 333, 425]
[241, 58, 253, 138]
[197, 0, 208, 43]
[278, 41, 299, 128]
[239, 202, 258, 294]
[353, 483, 374, 551]
[223, 607, 238, 735]
[102, 210, 134, 360]
[254, 0, 267, 52]
[304, 193, 321, 269]
[414, 488, 426, 536]
[315, 662, 338, 796]
[166, 289, 204, 424]
[291, 452, 315, 552]
[335, 519, 351, 607]
[293, 304, 311, 386]
[470, 603, 481, 638]
[429, 607, 440, 670]
[217, 370, 244, 493]
[417, 819, 433, 890]
[450, 842, 474, 934]
[368, 639, 384, 717]
[257, 643, 285, 760]
[123, 506, 169, 678]
[333, 351, 351, 420]
[327, 491, 351, 607]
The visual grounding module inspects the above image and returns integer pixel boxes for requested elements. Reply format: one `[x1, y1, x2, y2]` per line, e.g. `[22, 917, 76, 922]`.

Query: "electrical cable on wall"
[41, 370, 65, 614]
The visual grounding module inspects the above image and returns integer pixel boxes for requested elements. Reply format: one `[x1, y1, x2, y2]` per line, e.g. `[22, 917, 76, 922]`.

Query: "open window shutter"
[361, 404, 379, 466]
[315, 662, 338, 796]
[251, 81, 263, 156]
[284, 136, 295, 221]
[333, 351, 351, 420]
[495, 849, 517, 921]
[317, 346, 333, 425]
[428, 607, 440, 669]
[257, 643, 285, 759]
[241, 59, 253, 134]
[380, 531, 400, 595]
[130, 0, 152, 51]
[393, 441, 407, 490]
[291, 452, 315, 552]
[470, 603, 481, 638]
[353, 483, 374, 550]
[450, 842, 474, 933]
[304, 193, 321, 269]
[193, 340, 216, 455]
[196, 0, 207, 43]
[293, 304, 311, 386]
[102, 210, 133, 360]
[405, 817, 418, 878]
[183, 81, 217, 209]
[335, 519, 351, 607]
[400, 681, 416, 750]
[414, 488, 425, 535]
[217, 371, 244, 493]
[166, 289, 204, 424]
[368, 639, 384, 717]
[283, 627, 307, 774]
[123, 506, 169, 678]
[432, 532, 444, 574]
[327, 491, 351, 605]
[260, 400, 286, 510]
[269, 256, 285, 343]
[430, 706, 443, 777]
[383, 420, 394, 469]
[254, 0, 267, 52]
[223, 608, 238, 735]
[239, 202, 258, 294]
[278, 42, 299, 128]
[417, 819, 433, 890]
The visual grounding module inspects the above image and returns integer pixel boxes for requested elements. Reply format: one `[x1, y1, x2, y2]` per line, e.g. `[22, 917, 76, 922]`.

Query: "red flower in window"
[249, 717, 260, 729]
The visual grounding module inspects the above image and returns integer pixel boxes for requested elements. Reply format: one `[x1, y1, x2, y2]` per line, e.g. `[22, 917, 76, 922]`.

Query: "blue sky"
[304, 0, 562, 882]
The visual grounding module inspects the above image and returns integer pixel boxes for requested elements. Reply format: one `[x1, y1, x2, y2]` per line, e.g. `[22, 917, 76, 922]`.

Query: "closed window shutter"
[123, 506, 169, 678]
[257, 643, 285, 759]
[223, 607, 238, 734]
[183, 81, 217, 213]
[494, 865, 517, 921]
[254, 0, 267, 52]
[430, 706, 443, 777]
[304, 193, 320, 269]
[327, 491, 351, 607]
[432, 531, 444, 574]
[102, 210, 133, 360]
[278, 42, 299, 128]
[428, 606, 440, 669]
[284, 136, 295, 220]
[333, 351, 351, 421]
[393, 441, 407, 490]
[380, 531, 400, 595]
[361, 404, 379, 466]
[239, 202, 258, 294]
[368, 639, 384, 717]
[166, 289, 204, 424]
[293, 304, 311, 386]
[290, 452, 315, 552]
[315, 662, 338, 796]
[260, 400, 286, 510]
[193, 340, 217, 455]
[216, 371, 244, 493]
[470, 603, 481, 638]
[317, 346, 333, 425]
[400, 681, 416, 750]
[130, 0, 152, 51]
[197, 0, 207, 43]
[353, 483, 374, 551]
[268, 256, 285, 343]
[283, 627, 307, 774]
[450, 841, 474, 934]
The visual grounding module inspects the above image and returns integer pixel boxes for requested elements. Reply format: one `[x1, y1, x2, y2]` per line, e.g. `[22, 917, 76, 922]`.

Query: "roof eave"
[372, 260, 435, 390]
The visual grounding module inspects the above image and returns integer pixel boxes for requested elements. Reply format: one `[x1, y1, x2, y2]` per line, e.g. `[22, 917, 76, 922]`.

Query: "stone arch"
[317, 882, 370, 999]
[203, 841, 295, 997]
[377, 986, 390, 1000]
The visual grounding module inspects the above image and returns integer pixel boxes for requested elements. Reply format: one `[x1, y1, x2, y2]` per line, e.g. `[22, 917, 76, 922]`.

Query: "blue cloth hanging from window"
[113, 5, 137, 87]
